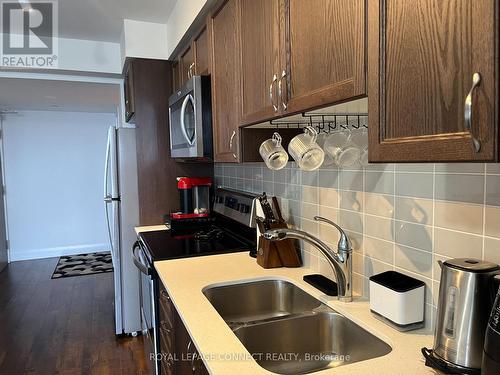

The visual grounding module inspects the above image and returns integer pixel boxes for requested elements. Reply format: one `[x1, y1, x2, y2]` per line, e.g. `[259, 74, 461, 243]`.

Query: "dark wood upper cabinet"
[239, 0, 281, 125]
[237, 0, 366, 125]
[368, 0, 498, 162]
[209, 0, 242, 163]
[124, 64, 136, 123]
[172, 60, 181, 92]
[194, 26, 210, 75]
[180, 46, 195, 85]
[281, 0, 366, 114]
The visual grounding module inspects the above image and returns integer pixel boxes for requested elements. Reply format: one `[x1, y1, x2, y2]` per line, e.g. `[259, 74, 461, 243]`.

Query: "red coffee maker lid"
[177, 177, 213, 189]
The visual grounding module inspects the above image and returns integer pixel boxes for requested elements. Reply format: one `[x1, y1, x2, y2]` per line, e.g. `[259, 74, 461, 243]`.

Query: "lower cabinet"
[158, 281, 209, 375]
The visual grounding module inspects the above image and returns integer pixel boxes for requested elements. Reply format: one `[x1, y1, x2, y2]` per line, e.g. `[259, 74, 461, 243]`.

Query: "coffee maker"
[423, 258, 500, 374]
[170, 177, 212, 221]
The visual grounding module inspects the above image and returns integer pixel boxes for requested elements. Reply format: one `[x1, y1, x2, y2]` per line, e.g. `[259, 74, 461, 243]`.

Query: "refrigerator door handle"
[104, 127, 112, 200]
[104, 126, 115, 256]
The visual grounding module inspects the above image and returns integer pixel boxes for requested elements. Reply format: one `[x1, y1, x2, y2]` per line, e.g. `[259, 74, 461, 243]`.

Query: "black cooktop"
[139, 225, 254, 263]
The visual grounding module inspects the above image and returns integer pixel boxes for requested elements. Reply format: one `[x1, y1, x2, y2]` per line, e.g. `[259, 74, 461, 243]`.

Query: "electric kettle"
[425, 258, 500, 373]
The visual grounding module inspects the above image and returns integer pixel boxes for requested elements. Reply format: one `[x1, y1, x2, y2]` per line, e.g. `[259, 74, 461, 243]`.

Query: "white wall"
[166, 0, 208, 57]
[3, 111, 115, 261]
[120, 20, 168, 67]
[58, 37, 122, 74]
[0, 34, 122, 74]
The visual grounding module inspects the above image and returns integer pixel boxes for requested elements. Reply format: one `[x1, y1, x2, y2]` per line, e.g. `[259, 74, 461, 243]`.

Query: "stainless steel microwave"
[168, 75, 213, 161]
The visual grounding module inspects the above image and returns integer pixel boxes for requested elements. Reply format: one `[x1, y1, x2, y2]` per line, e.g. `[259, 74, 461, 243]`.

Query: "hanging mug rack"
[269, 112, 368, 134]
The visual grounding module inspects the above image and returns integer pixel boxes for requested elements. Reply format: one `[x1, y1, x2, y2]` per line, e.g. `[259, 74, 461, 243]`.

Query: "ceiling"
[0, 77, 121, 113]
[57, 0, 177, 42]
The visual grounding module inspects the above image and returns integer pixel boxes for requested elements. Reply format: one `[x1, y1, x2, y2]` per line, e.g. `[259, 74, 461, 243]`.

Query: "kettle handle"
[494, 275, 500, 287]
[438, 260, 443, 269]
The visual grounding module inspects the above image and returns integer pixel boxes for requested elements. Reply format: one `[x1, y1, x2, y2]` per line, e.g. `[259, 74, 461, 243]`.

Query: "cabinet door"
[174, 310, 209, 375]
[180, 46, 195, 84]
[172, 60, 181, 92]
[281, 0, 366, 114]
[209, 0, 241, 162]
[239, 0, 281, 125]
[368, 0, 497, 162]
[124, 64, 135, 122]
[194, 27, 210, 75]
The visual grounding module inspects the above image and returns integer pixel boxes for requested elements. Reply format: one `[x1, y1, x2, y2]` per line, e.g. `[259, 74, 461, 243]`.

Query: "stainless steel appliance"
[133, 188, 257, 375]
[168, 75, 212, 160]
[104, 126, 142, 335]
[483, 277, 500, 374]
[423, 258, 500, 373]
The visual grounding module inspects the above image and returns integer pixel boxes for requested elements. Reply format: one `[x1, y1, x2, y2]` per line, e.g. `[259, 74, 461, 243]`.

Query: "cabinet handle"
[159, 321, 171, 334]
[278, 70, 288, 111]
[160, 289, 170, 301]
[229, 130, 237, 159]
[188, 62, 195, 79]
[464, 72, 482, 153]
[187, 341, 197, 373]
[269, 74, 278, 112]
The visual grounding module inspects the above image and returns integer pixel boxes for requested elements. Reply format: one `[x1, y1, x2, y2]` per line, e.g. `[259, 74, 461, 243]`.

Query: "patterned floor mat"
[51, 252, 113, 279]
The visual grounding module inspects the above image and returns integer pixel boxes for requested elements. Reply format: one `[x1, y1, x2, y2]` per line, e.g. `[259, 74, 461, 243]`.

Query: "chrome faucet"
[263, 216, 353, 302]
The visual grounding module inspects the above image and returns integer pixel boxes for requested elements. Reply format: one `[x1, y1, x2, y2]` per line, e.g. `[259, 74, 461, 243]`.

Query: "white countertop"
[134, 225, 169, 235]
[155, 252, 437, 375]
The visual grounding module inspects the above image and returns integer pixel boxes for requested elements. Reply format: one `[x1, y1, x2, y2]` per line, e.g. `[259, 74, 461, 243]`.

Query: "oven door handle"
[132, 241, 151, 275]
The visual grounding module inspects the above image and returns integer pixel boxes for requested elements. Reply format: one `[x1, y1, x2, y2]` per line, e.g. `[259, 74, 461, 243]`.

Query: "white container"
[369, 271, 425, 331]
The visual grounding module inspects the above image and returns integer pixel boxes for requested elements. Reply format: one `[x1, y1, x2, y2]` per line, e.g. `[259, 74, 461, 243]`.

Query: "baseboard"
[9, 243, 111, 262]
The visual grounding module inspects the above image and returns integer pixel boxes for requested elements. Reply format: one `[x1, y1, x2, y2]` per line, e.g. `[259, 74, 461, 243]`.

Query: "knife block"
[256, 222, 302, 269]
[256, 236, 283, 268]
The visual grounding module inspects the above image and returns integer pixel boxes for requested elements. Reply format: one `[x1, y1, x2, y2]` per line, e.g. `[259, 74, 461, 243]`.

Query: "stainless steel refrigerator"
[104, 125, 142, 335]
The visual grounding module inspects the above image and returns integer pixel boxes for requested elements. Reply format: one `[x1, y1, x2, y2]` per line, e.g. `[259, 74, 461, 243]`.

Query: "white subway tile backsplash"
[319, 187, 339, 208]
[395, 245, 433, 278]
[339, 170, 363, 191]
[395, 164, 434, 173]
[486, 163, 500, 175]
[364, 236, 394, 263]
[435, 163, 484, 174]
[364, 193, 394, 218]
[395, 173, 434, 199]
[365, 215, 393, 242]
[301, 202, 318, 218]
[365, 171, 394, 195]
[484, 237, 500, 264]
[485, 206, 500, 238]
[339, 190, 363, 212]
[302, 186, 318, 204]
[339, 209, 363, 234]
[318, 170, 340, 189]
[394, 197, 433, 225]
[394, 221, 432, 251]
[434, 201, 483, 234]
[435, 174, 484, 204]
[301, 170, 319, 186]
[434, 228, 483, 259]
[216, 160, 500, 309]
[486, 175, 500, 206]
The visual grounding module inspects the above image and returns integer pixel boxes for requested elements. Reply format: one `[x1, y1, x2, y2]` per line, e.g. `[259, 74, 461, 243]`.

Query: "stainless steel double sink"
[203, 279, 391, 374]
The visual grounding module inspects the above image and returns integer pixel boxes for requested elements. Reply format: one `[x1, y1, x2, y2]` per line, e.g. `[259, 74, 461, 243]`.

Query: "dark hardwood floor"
[0, 257, 150, 375]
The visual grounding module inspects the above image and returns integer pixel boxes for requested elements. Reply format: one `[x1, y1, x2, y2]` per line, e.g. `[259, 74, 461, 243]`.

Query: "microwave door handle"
[180, 94, 195, 146]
